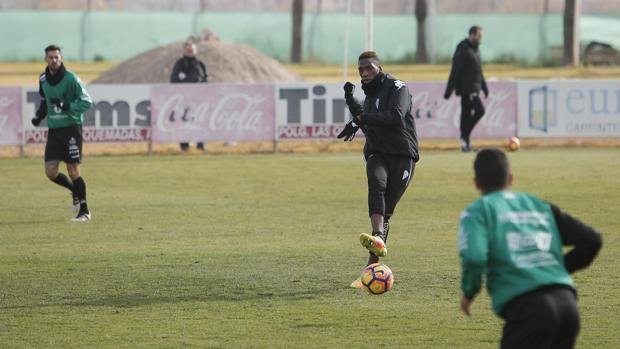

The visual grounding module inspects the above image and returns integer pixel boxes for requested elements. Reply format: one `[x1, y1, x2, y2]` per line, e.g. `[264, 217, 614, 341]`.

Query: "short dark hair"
[45, 45, 61, 54]
[474, 148, 510, 191]
[469, 26, 482, 35]
[358, 51, 380, 63]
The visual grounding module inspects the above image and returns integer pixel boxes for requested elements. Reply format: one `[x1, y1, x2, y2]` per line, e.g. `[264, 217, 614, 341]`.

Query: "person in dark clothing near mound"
[170, 41, 208, 151]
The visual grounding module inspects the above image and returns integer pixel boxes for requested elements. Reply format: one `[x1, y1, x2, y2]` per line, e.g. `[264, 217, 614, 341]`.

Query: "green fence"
[1, 10, 619, 63]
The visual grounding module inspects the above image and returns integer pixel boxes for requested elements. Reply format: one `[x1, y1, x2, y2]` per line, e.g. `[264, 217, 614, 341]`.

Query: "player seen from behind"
[458, 148, 602, 349]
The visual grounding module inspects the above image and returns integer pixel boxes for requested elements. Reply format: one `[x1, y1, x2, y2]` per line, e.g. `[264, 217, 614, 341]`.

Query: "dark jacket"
[444, 39, 488, 97]
[170, 56, 208, 83]
[347, 73, 419, 161]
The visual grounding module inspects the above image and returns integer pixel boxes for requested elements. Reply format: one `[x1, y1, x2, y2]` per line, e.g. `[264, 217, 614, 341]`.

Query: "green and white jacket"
[39, 64, 92, 129]
[458, 191, 574, 314]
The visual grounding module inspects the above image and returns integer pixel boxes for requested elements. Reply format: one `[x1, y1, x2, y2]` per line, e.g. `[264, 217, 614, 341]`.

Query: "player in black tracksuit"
[337, 52, 419, 284]
[444, 26, 489, 152]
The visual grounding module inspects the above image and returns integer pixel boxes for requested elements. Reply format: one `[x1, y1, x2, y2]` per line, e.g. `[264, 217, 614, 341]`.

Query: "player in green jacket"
[458, 149, 602, 349]
[31, 44, 93, 222]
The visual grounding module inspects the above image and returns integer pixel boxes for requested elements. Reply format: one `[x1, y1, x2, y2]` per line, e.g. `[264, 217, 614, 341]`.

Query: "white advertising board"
[517, 80, 620, 137]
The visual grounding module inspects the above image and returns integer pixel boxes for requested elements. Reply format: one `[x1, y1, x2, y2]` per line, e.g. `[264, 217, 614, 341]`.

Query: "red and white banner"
[278, 124, 347, 139]
[25, 127, 150, 144]
[0, 87, 22, 146]
[410, 81, 518, 139]
[151, 84, 275, 142]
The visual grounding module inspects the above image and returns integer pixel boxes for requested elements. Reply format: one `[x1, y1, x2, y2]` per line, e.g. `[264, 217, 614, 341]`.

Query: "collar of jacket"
[45, 63, 66, 86]
[362, 72, 385, 96]
[465, 38, 479, 51]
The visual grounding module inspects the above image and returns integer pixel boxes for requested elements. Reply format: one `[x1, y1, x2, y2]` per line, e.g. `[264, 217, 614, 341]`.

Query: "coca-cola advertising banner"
[151, 84, 275, 142]
[23, 84, 152, 144]
[411, 81, 518, 138]
[0, 87, 22, 146]
[275, 81, 517, 140]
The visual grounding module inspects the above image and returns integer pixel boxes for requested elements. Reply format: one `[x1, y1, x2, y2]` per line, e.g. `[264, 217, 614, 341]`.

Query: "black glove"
[51, 98, 70, 112]
[344, 82, 363, 119]
[443, 90, 451, 100]
[348, 104, 363, 119]
[31, 116, 43, 127]
[482, 87, 489, 98]
[337, 120, 359, 142]
[343, 82, 355, 96]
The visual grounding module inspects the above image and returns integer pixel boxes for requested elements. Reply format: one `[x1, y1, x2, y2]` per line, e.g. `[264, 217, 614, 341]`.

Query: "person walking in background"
[170, 40, 208, 151]
[458, 148, 602, 349]
[337, 51, 419, 288]
[444, 25, 488, 152]
[31, 44, 93, 222]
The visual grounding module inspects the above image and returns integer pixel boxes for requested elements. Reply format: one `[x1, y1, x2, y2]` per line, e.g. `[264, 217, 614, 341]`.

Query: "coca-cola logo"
[409, 82, 517, 137]
[0, 95, 15, 109]
[156, 92, 269, 134]
[412, 91, 511, 129]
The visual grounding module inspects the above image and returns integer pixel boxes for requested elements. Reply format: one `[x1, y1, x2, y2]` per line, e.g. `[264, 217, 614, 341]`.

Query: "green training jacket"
[458, 190, 574, 314]
[39, 68, 92, 129]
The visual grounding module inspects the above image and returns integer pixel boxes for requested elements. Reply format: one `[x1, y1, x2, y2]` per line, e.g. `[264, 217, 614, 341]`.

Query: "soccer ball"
[361, 263, 394, 295]
[505, 136, 521, 151]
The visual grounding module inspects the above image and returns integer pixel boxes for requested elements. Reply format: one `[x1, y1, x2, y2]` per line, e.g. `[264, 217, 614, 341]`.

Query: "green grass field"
[1, 148, 618, 348]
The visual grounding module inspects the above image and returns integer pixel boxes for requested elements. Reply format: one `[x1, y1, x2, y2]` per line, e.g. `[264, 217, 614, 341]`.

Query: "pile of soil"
[92, 40, 302, 84]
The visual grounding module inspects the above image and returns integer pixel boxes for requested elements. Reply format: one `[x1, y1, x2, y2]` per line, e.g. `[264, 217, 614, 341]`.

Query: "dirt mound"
[92, 41, 302, 84]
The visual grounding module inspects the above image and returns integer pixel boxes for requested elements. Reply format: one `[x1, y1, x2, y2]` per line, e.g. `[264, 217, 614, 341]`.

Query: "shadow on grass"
[1, 286, 341, 310]
[0, 217, 69, 225]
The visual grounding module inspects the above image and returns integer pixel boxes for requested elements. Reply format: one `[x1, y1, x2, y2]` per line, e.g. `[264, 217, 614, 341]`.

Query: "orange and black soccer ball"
[361, 263, 394, 295]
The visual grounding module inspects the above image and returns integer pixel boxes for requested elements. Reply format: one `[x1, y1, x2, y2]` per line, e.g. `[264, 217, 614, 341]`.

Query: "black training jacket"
[348, 74, 419, 161]
[444, 39, 488, 97]
[170, 56, 208, 83]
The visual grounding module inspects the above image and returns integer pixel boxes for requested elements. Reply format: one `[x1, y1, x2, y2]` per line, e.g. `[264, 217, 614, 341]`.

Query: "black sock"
[52, 173, 74, 193]
[367, 253, 379, 265]
[73, 177, 89, 212]
[383, 219, 390, 243]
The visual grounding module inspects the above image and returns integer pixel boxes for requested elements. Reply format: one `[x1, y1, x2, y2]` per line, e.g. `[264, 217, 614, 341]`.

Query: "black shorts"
[499, 285, 580, 349]
[44, 125, 83, 163]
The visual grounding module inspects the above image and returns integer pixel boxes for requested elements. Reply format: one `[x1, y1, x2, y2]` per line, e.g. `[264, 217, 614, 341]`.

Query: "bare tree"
[563, 0, 580, 66]
[291, 0, 303, 63]
[415, 0, 429, 63]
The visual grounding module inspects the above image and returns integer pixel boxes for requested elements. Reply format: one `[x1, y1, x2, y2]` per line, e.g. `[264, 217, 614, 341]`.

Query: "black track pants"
[460, 93, 485, 143]
[366, 153, 415, 218]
